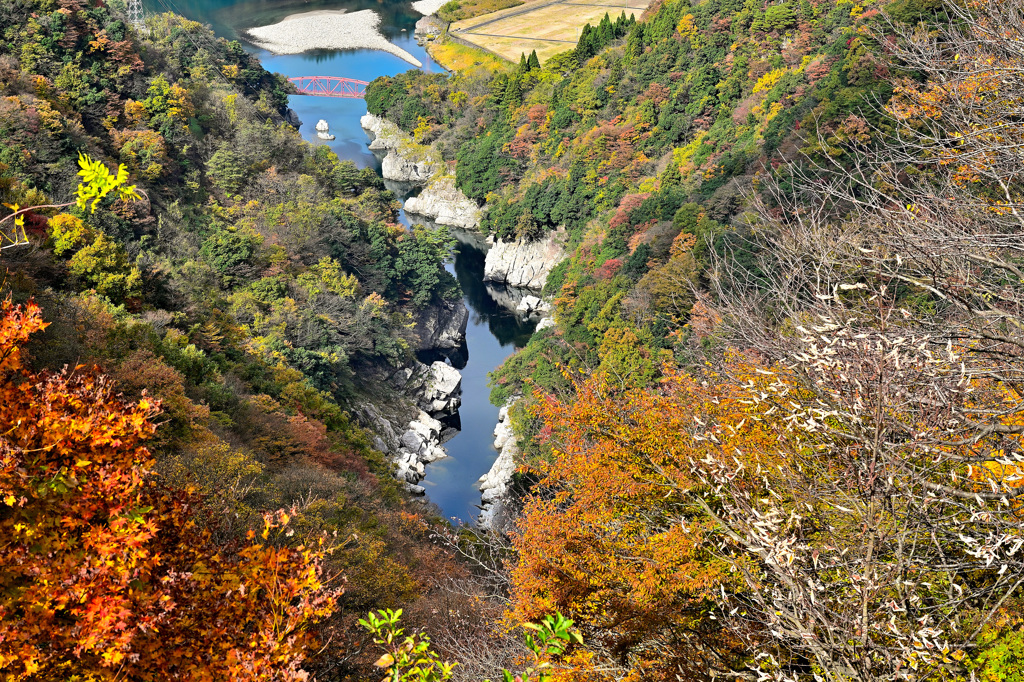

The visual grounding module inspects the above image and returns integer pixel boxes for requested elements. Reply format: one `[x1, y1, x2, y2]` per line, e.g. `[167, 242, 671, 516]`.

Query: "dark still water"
[153, 0, 534, 523]
[418, 234, 535, 523]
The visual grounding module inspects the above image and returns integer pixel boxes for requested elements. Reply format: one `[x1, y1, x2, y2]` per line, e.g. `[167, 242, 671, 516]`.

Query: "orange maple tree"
[509, 360, 784, 682]
[0, 299, 339, 681]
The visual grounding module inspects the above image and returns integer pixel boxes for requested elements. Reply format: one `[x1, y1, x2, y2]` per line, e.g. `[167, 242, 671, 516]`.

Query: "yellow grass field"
[427, 40, 512, 76]
[450, 0, 651, 63]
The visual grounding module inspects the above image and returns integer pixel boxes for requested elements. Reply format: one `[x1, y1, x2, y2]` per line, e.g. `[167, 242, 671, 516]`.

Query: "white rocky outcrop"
[476, 401, 520, 530]
[359, 359, 466, 495]
[484, 230, 566, 290]
[389, 360, 464, 416]
[362, 115, 483, 230]
[396, 410, 449, 494]
[361, 114, 402, 150]
[414, 15, 443, 44]
[516, 295, 544, 314]
[422, 361, 462, 415]
[361, 114, 441, 183]
[315, 119, 335, 140]
[404, 176, 483, 230]
[536, 317, 556, 332]
[382, 153, 437, 183]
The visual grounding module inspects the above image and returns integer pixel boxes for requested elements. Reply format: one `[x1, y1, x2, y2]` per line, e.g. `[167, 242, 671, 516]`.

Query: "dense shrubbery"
[366, 0, 1024, 679]
[0, 2, 465, 679]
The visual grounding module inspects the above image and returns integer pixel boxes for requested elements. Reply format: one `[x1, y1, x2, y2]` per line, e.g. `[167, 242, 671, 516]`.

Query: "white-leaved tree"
[694, 0, 1024, 679]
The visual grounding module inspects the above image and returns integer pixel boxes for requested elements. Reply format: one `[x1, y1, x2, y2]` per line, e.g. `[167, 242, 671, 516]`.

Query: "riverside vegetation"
[4, 0, 1024, 680]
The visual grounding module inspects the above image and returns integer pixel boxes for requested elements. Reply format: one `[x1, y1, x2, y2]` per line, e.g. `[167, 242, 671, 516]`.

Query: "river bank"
[360, 111, 568, 523]
[246, 9, 424, 66]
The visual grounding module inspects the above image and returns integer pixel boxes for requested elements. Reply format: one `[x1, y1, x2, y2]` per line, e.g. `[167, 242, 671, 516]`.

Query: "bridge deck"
[288, 76, 369, 99]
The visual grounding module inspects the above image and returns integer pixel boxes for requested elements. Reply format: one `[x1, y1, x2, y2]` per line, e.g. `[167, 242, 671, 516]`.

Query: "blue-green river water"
[146, 0, 535, 523]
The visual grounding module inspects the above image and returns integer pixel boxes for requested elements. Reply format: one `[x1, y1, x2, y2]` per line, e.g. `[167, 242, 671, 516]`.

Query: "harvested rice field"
[449, 0, 651, 63]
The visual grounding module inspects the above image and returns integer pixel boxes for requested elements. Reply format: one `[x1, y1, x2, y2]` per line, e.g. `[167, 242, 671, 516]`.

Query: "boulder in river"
[423, 361, 462, 414]
[395, 410, 449, 491]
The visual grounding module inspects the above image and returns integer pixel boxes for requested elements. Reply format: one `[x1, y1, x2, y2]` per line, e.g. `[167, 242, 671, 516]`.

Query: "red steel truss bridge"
[288, 76, 369, 98]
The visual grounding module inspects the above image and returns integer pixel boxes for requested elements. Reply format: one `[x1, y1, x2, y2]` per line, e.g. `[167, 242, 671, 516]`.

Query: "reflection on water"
[146, 0, 442, 169]
[415, 235, 536, 523]
[452, 239, 536, 349]
[153, 0, 535, 523]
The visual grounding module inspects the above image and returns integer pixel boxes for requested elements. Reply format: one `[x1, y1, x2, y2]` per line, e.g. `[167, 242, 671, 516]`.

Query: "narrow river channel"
[149, 0, 534, 523]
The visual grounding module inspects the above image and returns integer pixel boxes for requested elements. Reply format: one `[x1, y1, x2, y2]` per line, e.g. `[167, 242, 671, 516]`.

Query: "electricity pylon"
[127, 0, 145, 30]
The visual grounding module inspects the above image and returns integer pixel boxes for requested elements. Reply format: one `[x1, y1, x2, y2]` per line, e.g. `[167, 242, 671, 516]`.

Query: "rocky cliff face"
[412, 298, 469, 351]
[358, 360, 463, 495]
[483, 230, 566, 290]
[404, 176, 482, 230]
[361, 114, 440, 183]
[476, 400, 519, 530]
[361, 113, 402, 150]
[363, 114, 483, 227]
[382, 153, 437, 183]
[414, 15, 443, 44]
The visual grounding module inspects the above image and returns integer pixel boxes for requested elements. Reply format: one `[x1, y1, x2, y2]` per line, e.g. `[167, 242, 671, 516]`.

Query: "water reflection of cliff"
[450, 236, 537, 350]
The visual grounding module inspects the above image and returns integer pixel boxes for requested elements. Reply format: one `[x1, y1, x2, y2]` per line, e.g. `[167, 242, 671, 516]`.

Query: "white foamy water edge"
[246, 10, 424, 67]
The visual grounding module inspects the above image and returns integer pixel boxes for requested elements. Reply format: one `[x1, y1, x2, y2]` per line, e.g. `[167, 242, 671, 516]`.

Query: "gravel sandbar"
[246, 10, 424, 67]
[412, 0, 448, 15]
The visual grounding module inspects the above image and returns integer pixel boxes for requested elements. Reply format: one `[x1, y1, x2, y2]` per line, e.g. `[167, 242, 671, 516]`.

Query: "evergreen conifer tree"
[503, 74, 523, 106]
[616, 11, 628, 35]
[575, 24, 594, 61]
[599, 13, 613, 43]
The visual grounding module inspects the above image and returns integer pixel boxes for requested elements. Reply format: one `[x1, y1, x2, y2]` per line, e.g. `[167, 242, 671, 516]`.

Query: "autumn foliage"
[510, 361, 784, 681]
[0, 300, 338, 680]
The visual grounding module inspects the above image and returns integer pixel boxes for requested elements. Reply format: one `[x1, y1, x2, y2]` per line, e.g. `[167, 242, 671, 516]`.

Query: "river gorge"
[146, 0, 546, 524]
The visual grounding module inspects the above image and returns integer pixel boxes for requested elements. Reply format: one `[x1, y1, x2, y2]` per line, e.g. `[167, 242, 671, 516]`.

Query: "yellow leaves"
[752, 68, 786, 95]
[374, 653, 396, 667]
[1, 202, 28, 249]
[511, 360, 787, 676]
[676, 13, 700, 49]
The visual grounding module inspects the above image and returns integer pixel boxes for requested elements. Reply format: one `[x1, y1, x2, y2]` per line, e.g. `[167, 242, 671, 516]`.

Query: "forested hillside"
[369, 0, 1024, 679]
[367, 0, 901, 403]
[0, 2, 464, 679]
[4, 0, 1024, 680]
